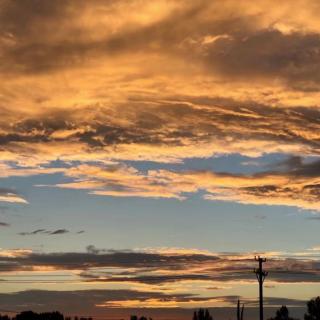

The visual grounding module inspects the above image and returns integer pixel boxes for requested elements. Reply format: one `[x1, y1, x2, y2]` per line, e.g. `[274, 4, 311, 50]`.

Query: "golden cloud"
[1, 0, 320, 211]
[45, 157, 320, 210]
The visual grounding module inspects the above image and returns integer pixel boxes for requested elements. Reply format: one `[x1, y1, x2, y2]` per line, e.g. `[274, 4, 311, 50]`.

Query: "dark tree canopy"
[305, 297, 320, 320]
[0, 312, 92, 320]
[130, 316, 152, 320]
[268, 306, 296, 320]
[192, 309, 213, 320]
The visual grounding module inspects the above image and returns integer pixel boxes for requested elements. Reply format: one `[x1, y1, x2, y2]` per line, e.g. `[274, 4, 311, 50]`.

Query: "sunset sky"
[1, 0, 320, 319]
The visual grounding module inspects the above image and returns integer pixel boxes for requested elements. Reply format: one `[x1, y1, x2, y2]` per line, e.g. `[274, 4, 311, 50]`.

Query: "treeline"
[130, 316, 153, 320]
[0, 311, 92, 320]
[269, 296, 320, 320]
[131, 297, 320, 320]
[1, 297, 320, 320]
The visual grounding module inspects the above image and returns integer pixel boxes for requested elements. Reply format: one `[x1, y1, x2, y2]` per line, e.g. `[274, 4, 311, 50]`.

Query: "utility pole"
[254, 256, 268, 320]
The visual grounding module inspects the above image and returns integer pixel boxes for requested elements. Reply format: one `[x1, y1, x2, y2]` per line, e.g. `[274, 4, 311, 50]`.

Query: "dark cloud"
[272, 156, 320, 177]
[0, 289, 197, 314]
[0, 1, 209, 74]
[18, 229, 47, 236]
[0, 188, 18, 194]
[0, 249, 219, 272]
[0, 0, 71, 36]
[18, 229, 70, 236]
[50, 229, 69, 235]
[2, 0, 320, 92]
[14, 117, 74, 135]
[82, 273, 212, 285]
[24, 250, 218, 270]
[0, 249, 320, 284]
[0, 0, 87, 74]
[246, 297, 306, 307]
[204, 30, 320, 89]
[1, 96, 320, 155]
[86, 245, 107, 254]
[0, 288, 308, 320]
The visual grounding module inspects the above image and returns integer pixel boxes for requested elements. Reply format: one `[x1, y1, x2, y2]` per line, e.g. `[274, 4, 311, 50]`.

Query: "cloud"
[2, 0, 320, 86]
[1, 97, 320, 165]
[0, 246, 319, 313]
[18, 229, 48, 236]
[50, 229, 69, 235]
[0, 290, 307, 320]
[203, 30, 320, 90]
[18, 229, 70, 236]
[1, 0, 320, 211]
[46, 156, 320, 211]
[1, 247, 320, 285]
[0, 289, 204, 313]
[0, 188, 27, 204]
[1, 2, 320, 314]
[0, 288, 305, 314]
[1, 0, 320, 164]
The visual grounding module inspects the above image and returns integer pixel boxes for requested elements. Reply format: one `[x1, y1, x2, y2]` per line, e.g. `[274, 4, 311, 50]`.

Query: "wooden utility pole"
[254, 256, 268, 320]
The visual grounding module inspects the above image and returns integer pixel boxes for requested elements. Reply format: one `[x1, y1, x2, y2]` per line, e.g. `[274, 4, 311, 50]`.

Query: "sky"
[1, 0, 320, 319]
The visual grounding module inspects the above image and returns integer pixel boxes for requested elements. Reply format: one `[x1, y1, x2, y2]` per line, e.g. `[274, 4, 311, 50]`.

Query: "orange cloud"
[45, 157, 320, 211]
[1, 0, 320, 212]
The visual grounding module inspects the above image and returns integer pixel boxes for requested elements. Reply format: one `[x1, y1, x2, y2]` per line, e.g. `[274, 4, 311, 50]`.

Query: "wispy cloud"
[1, 247, 320, 285]
[41, 156, 320, 211]
[0, 188, 27, 204]
[0, 288, 305, 314]
[17, 229, 84, 236]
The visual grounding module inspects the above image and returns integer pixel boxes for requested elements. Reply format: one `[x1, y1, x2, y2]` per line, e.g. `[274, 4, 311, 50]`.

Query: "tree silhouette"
[192, 309, 213, 320]
[0, 311, 93, 320]
[268, 306, 296, 320]
[16, 311, 38, 320]
[130, 316, 152, 320]
[305, 297, 320, 320]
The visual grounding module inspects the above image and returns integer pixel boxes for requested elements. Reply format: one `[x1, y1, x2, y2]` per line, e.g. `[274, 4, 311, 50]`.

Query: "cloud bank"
[1, 0, 320, 211]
